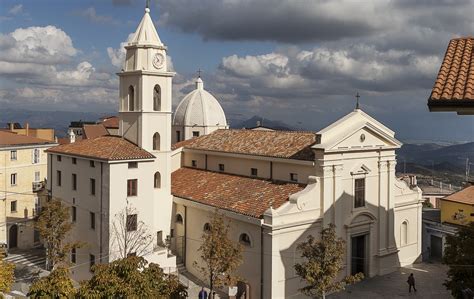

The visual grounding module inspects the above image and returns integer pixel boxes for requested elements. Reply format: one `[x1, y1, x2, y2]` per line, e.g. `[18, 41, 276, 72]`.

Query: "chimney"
[24, 122, 29, 136]
[68, 130, 76, 143]
[8, 122, 14, 131]
[256, 120, 261, 127]
[409, 175, 417, 187]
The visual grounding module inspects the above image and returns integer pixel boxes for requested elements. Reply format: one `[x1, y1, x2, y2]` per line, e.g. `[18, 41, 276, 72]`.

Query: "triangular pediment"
[329, 124, 401, 151]
[313, 109, 402, 152]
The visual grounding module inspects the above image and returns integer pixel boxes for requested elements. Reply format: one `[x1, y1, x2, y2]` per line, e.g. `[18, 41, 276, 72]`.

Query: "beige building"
[170, 109, 423, 298]
[4, 122, 55, 142]
[0, 131, 56, 249]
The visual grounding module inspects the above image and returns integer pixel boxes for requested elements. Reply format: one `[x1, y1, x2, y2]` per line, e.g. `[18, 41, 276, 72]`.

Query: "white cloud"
[78, 7, 118, 25]
[107, 33, 134, 69]
[8, 4, 23, 15]
[0, 26, 77, 64]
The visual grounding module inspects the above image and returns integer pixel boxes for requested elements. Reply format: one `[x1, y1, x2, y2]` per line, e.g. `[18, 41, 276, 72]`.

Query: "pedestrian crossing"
[3, 252, 46, 268]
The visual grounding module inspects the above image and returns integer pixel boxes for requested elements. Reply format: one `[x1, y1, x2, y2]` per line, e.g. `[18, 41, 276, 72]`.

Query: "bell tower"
[117, 4, 175, 256]
[118, 4, 173, 154]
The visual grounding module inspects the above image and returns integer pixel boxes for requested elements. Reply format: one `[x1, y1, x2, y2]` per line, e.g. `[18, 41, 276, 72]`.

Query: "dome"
[173, 78, 227, 127]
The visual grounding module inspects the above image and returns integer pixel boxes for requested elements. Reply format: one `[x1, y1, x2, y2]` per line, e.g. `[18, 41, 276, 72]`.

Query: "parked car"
[0, 242, 8, 258]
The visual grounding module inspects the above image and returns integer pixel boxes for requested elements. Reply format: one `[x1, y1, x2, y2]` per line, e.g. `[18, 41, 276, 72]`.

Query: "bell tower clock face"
[152, 53, 165, 69]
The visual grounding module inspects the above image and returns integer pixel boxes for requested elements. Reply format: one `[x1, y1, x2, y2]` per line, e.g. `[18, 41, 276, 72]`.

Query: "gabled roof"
[442, 185, 474, 205]
[0, 131, 56, 148]
[171, 168, 305, 218]
[46, 136, 154, 161]
[174, 129, 317, 161]
[100, 116, 119, 129]
[428, 37, 474, 113]
[83, 124, 109, 139]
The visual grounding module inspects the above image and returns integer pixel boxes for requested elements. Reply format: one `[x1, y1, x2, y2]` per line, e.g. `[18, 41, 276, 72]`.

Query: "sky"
[0, 0, 473, 142]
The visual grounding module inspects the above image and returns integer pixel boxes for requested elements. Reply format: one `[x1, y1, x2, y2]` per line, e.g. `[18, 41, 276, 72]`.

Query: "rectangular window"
[90, 212, 95, 230]
[89, 254, 95, 271]
[11, 200, 17, 212]
[251, 168, 258, 176]
[90, 160, 95, 168]
[127, 179, 138, 196]
[128, 162, 138, 168]
[354, 178, 366, 208]
[126, 214, 138, 232]
[71, 248, 76, 264]
[192, 160, 197, 167]
[34, 171, 40, 182]
[72, 157, 77, 164]
[72, 206, 77, 222]
[176, 131, 181, 142]
[90, 178, 96, 195]
[72, 174, 77, 190]
[10, 150, 17, 161]
[192, 131, 200, 137]
[218, 164, 225, 172]
[57, 155, 62, 162]
[57, 170, 62, 186]
[157, 230, 163, 246]
[10, 173, 17, 186]
[290, 173, 298, 182]
[32, 148, 40, 164]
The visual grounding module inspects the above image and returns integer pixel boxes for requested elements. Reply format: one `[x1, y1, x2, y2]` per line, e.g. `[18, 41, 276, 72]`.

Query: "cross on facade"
[197, 69, 202, 78]
[355, 92, 360, 109]
[146, 0, 150, 9]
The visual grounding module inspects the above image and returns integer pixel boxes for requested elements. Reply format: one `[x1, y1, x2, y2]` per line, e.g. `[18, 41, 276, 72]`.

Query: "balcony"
[32, 181, 44, 192]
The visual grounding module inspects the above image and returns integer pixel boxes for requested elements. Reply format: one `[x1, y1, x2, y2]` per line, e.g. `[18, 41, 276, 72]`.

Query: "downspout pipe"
[260, 225, 264, 299]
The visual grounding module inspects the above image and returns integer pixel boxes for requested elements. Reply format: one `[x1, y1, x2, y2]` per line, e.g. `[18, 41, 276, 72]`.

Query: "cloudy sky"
[1, 0, 473, 141]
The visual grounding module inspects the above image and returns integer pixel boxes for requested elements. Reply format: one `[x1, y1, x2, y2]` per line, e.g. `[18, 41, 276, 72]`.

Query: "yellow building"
[5, 122, 55, 142]
[0, 131, 56, 249]
[439, 185, 474, 226]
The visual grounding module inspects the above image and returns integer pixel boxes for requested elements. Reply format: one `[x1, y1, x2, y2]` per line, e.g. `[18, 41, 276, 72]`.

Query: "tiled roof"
[46, 136, 154, 161]
[442, 185, 474, 205]
[429, 37, 474, 107]
[176, 129, 316, 160]
[172, 168, 304, 218]
[83, 124, 109, 139]
[101, 116, 119, 129]
[0, 131, 56, 148]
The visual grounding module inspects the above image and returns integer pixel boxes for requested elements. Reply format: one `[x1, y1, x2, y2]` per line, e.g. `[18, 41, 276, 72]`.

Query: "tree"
[35, 198, 82, 270]
[77, 255, 186, 298]
[194, 211, 243, 297]
[111, 205, 154, 259]
[0, 256, 15, 294]
[294, 224, 363, 299]
[443, 222, 474, 298]
[28, 267, 76, 298]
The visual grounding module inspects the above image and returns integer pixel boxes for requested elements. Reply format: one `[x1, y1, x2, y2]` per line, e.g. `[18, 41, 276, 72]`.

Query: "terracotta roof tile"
[0, 131, 56, 148]
[83, 124, 109, 139]
[46, 136, 154, 161]
[172, 167, 305, 218]
[442, 185, 474, 205]
[429, 37, 474, 107]
[100, 116, 119, 129]
[178, 129, 316, 160]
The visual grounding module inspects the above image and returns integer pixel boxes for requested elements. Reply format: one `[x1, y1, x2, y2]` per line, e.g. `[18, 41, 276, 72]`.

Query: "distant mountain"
[229, 115, 294, 131]
[396, 142, 474, 185]
[0, 108, 111, 137]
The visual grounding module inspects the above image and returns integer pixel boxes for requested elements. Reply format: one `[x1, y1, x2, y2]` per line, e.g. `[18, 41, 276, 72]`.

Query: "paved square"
[329, 263, 452, 299]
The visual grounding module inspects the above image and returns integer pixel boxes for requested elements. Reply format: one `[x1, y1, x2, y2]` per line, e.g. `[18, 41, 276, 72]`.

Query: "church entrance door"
[351, 234, 367, 276]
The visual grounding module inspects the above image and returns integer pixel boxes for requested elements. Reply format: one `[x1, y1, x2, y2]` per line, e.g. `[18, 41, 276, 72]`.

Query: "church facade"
[45, 6, 422, 297]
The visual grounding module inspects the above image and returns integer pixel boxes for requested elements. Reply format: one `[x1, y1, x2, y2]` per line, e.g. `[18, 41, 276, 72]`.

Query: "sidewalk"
[328, 263, 452, 299]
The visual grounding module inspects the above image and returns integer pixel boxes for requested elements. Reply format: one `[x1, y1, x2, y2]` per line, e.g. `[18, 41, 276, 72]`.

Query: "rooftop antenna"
[355, 92, 360, 110]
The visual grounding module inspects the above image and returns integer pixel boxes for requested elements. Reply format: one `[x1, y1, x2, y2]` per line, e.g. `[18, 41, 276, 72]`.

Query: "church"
[45, 5, 423, 298]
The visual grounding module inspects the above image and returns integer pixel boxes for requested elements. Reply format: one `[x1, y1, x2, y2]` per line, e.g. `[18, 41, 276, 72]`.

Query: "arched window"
[203, 223, 211, 233]
[153, 132, 160, 151]
[154, 172, 161, 189]
[153, 85, 161, 111]
[239, 233, 251, 247]
[401, 221, 408, 246]
[128, 86, 135, 111]
[176, 214, 183, 224]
